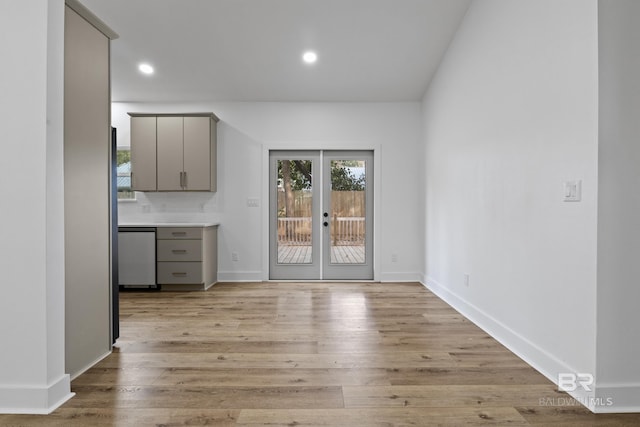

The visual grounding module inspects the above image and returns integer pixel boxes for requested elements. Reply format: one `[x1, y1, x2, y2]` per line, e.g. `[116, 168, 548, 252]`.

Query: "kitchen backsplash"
[118, 192, 222, 224]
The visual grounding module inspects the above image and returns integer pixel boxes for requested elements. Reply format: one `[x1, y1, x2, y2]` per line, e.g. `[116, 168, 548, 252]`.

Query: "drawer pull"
[172, 249, 187, 254]
[172, 272, 187, 277]
[171, 232, 187, 236]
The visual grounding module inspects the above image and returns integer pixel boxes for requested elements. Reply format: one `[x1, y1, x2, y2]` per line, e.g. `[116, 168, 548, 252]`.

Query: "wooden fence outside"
[277, 191, 366, 245]
[278, 190, 365, 217]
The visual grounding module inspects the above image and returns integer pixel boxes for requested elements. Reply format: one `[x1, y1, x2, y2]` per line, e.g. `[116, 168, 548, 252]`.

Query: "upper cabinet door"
[157, 116, 184, 191]
[130, 116, 157, 191]
[129, 113, 218, 192]
[183, 116, 212, 191]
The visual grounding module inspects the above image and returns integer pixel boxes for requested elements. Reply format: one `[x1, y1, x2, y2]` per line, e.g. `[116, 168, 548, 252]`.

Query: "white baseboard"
[593, 383, 640, 413]
[422, 277, 571, 381]
[422, 276, 608, 413]
[378, 272, 423, 282]
[218, 271, 424, 283]
[217, 271, 263, 282]
[0, 374, 74, 414]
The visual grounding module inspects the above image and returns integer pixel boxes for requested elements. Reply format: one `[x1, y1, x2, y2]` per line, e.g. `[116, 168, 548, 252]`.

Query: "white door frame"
[261, 144, 381, 281]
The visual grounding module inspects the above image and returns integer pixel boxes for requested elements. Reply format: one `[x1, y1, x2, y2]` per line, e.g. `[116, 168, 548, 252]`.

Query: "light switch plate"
[563, 180, 582, 202]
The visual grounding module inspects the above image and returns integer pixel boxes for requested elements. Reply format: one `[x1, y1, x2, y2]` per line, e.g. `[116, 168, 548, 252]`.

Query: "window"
[117, 147, 134, 200]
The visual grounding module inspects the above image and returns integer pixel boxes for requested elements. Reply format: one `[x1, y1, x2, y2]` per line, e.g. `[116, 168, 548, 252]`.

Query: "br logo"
[558, 373, 594, 392]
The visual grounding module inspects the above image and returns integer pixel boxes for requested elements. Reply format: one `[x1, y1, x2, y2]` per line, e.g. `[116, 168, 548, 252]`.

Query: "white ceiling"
[80, 0, 471, 103]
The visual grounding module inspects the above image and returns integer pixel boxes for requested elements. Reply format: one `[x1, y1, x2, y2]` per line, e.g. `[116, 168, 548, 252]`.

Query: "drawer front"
[157, 227, 202, 240]
[157, 240, 202, 262]
[157, 262, 203, 284]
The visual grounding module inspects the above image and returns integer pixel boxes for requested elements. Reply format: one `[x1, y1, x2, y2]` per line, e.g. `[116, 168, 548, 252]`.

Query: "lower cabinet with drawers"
[156, 225, 218, 290]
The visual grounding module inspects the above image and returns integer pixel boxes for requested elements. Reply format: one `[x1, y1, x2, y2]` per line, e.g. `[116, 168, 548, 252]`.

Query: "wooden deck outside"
[278, 244, 365, 264]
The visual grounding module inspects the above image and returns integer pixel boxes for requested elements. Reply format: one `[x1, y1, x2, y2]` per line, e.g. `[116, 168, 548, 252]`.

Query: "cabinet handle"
[172, 272, 187, 277]
[130, 172, 134, 188]
[172, 249, 187, 254]
[172, 232, 187, 236]
[183, 171, 187, 189]
[179, 171, 184, 188]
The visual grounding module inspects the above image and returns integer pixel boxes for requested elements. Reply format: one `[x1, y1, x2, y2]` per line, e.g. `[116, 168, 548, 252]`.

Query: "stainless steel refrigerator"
[111, 127, 119, 343]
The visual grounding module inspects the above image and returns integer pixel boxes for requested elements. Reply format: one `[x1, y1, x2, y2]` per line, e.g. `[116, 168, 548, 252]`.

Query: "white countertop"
[118, 222, 220, 228]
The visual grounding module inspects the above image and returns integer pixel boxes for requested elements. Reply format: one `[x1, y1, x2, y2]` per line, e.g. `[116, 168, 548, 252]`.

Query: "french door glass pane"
[277, 159, 313, 264]
[330, 160, 366, 264]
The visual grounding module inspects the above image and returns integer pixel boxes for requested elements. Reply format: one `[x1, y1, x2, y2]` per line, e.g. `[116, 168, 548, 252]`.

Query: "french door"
[269, 150, 374, 280]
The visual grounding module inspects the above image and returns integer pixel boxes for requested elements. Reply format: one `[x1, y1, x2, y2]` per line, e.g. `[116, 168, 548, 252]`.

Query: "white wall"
[596, 0, 640, 411]
[46, 0, 69, 405]
[422, 0, 600, 408]
[114, 102, 423, 282]
[0, 0, 72, 413]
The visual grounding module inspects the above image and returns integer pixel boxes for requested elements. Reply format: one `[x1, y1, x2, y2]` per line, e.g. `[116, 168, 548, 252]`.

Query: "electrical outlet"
[391, 253, 398, 263]
[464, 274, 470, 287]
[247, 198, 260, 208]
[231, 252, 239, 262]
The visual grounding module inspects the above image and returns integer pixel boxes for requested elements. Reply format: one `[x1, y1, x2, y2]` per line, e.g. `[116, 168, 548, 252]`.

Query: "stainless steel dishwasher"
[117, 227, 157, 288]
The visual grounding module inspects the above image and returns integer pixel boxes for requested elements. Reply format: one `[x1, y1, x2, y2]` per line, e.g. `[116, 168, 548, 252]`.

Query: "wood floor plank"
[342, 384, 562, 408]
[0, 409, 240, 426]
[2, 281, 639, 426]
[516, 405, 640, 426]
[118, 328, 380, 343]
[235, 407, 529, 426]
[118, 339, 319, 354]
[387, 366, 554, 386]
[70, 367, 166, 386]
[65, 385, 344, 410]
[92, 351, 458, 370]
[151, 368, 391, 387]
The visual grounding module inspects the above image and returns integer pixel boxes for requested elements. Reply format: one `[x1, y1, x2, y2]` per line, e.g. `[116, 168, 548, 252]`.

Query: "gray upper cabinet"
[183, 116, 215, 191]
[130, 116, 157, 191]
[129, 113, 219, 192]
[157, 116, 183, 191]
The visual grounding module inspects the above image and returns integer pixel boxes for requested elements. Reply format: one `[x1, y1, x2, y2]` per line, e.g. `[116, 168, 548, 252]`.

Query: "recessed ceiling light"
[302, 51, 317, 64]
[138, 63, 154, 75]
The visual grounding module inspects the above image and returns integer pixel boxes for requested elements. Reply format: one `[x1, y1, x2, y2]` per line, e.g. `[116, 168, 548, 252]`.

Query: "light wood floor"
[3, 282, 640, 426]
